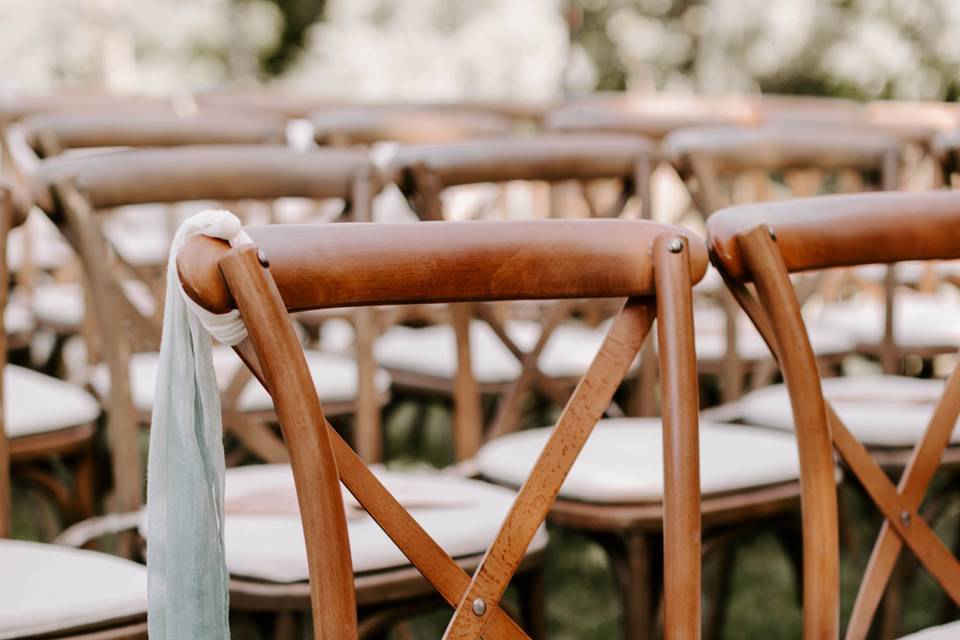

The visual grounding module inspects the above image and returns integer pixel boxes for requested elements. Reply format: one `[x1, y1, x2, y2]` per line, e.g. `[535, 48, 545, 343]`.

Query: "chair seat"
[814, 290, 960, 350]
[0, 539, 146, 640]
[898, 620, 960, 639]
[476, 418, 800, 503]
[6, 365, 101, 439]
[89, 346, 392, 414]
[375, 319, 628, 385]
[691, 304, 856, 363]
[220, 464, 548, 582]
[32, 281, 155, 332]
[736, 375, 960, 448]
[7, 212, 74, 274]
[6, 297, 34, 340]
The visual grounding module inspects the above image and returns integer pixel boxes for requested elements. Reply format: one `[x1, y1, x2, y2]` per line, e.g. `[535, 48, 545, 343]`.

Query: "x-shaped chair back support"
[388, 134, 662, 454]
[707, 190, 960, 639]
[178, 218, 706, 639]
[31, 145, 383, 511]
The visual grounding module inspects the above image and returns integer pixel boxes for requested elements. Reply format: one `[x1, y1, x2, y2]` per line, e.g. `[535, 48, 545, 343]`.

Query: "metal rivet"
[900, 510, 911, 527]
[257, 249, 270, 267]
[767, 225, 777, 240]
[666, 237, 684, 253]
[471, 598, 487, 617]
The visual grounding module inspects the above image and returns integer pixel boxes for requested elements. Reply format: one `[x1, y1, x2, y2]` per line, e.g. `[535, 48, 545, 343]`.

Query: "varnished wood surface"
[311, 105, 517, 146]
[19, 110, 287, 158]
[32, 145, 378, 212]
[707, 190, 960, 282]
[178, 220, 708, 316]
[390, 133, 657, 191]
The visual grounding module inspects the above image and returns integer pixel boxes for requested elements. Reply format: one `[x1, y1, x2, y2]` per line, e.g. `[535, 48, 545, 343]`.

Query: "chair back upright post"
[0, 179, 28, 538]
[33, 146, 383, 517]
[178, 218, 707, 639]
[389, 134, 661, 459]
[707, 191, 960, 639]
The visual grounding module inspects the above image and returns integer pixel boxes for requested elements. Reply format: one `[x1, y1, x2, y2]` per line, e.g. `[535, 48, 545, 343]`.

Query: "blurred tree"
[258, 0, 327, 76]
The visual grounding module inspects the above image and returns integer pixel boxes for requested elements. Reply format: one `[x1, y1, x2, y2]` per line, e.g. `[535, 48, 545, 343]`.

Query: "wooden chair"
[707, 190, 960, 639]
[0, 176, 103, 533]
[665, 123, 903, 402]
[176, 216, 706, 639]
[31, 145, 389, 520]
[311, 103, 520, 147]
[385, 133, 660, 458]
[0, 178, 148, 640]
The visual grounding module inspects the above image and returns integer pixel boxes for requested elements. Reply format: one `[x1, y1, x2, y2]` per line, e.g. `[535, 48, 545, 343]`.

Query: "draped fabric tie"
[147, 210, 251, 639]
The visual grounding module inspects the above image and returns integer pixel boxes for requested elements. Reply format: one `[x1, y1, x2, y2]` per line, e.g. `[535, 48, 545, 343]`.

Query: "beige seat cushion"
[898, 621, 960, 639]
[6, 365, 101, 439]
[90, 346, 391, 414]
[477, 418, 800, 503]
[375, 319, 629, 385]
[737, 375, 959, 448]
[221, 465, 547, 582]
[691, 304, 855, 362]
[32, 281, 155, 331]
[0, 539, 146, 639]
[815, 290, 960, 349]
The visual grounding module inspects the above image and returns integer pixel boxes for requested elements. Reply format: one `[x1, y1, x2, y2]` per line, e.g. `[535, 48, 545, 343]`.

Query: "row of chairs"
[1, 93, 960, 639]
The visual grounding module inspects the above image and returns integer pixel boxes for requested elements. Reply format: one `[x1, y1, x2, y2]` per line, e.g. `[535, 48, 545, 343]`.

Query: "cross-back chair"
[386, 133, 660, 459]
[31, 145, 389, 521]
[0, 176, 102, 534]
[176, 217, 706, 639]
[0, 177, 148, 640]
[666, 123, 904, 403]
[708, 190, 960, 639]
[311, 104, 520, 147]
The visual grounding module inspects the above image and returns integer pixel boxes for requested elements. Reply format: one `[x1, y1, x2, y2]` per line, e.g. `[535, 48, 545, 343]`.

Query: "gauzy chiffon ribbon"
[146, 210, 251, 639]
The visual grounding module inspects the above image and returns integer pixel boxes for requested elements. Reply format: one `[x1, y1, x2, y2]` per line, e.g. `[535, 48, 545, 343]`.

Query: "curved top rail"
[310, 104, 517, 145]
[19, 110, 287, 156]
[707, 190, 960, 281]
[665, 124, 900, 175]
[32, 145, 379, 214]
[390, 133, 657, 191]
[178, 219, 708, 315]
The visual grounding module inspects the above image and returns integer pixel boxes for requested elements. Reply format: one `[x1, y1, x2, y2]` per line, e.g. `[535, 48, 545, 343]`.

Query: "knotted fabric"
[147, 210, 251, 639]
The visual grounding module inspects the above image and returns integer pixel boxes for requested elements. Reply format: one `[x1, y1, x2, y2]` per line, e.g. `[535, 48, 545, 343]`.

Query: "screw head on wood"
[767, 225, 777, 240]
[472, 598, 487, 616]
[666, 237, 684, 253]
[257, 249, 270, 267]
[900, 510, 911, 527]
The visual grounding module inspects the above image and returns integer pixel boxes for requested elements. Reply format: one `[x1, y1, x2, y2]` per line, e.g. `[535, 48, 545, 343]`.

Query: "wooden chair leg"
[517, 565, 548, 639]
[600, 531, 660, 640]
[272, 611, 300, 640]
[70, 444, 98, 524]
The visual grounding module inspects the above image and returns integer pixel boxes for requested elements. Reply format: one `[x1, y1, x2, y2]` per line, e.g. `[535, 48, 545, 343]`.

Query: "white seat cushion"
[7, 211, 74, 274]
[898, 621, 960, 639]
[5, 297, 34, 337]
[691, 304, 856, 362]
[90, 346, 391, 414]
[737, 375, 959, 448]
[0, 539, 146, 639]
[375, 319, 629, 385]
[32, 281, 155, 331]
[814, 290, 960, 349]
[6, 365, 101, 439]
[221, 465, 547, 582]
[476, 418, 800, 503]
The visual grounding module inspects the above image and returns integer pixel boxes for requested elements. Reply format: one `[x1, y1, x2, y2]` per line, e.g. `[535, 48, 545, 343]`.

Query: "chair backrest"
[665, 124, 902, 215]
[0, 177, 31, 538]
[178, 218, 707, 639]
[389, 132, 658, 221]
[545, 93, 759, 140]
[17, 110, 288, 159]
[707, 190, 960, 639]
[311, 104, 519, 146]
[31, 145, 382, 514]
